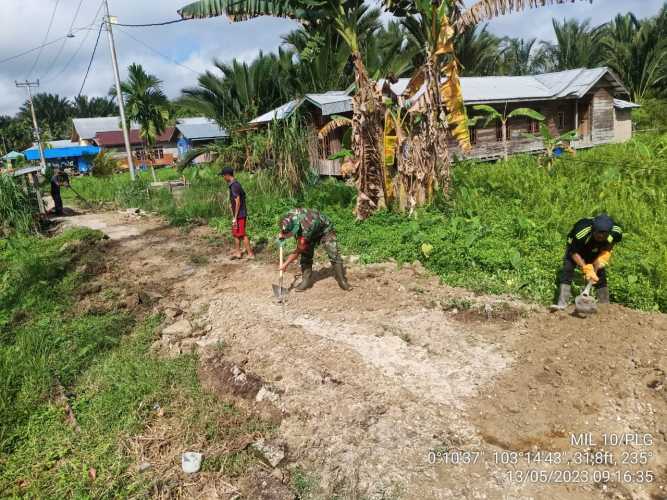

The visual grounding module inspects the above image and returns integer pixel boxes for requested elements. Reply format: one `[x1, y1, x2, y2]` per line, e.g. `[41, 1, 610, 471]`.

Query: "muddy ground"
[56, 211, 667, 500]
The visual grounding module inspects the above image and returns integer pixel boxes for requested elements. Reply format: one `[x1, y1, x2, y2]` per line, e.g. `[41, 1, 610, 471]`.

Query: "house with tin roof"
[175, 117, 228, 164]
[253, 67, 639, 174]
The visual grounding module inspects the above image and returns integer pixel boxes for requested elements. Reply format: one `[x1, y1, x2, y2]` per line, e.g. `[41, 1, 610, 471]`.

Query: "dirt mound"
[199, 355, 265, 400]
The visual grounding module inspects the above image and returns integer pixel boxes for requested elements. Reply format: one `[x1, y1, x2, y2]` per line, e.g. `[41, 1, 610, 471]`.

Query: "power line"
[43, 1, 106, 84]
[0, 36, 69, 66]
[113, 18, 186, 27]
[41, 0, 87, 80]
[27, 0, 62, 79]
[78, 22, 104, 97]
[115, 27, 199, 75]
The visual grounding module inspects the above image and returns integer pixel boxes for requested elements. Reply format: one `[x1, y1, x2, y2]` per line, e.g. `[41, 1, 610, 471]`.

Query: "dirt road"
[57, 211, 667, 500]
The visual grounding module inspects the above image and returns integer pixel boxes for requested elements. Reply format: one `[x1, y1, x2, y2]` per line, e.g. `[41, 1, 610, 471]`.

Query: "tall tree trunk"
[350, 52, 385, 221]
[502, 120, 508, 161]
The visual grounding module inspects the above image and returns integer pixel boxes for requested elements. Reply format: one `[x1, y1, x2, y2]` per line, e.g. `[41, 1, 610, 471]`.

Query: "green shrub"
[0, 174, 37, 236]
[91, 151, 117, 177]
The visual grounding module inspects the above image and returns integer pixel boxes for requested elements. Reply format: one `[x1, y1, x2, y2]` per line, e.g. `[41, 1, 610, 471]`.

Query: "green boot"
[597, 286, 610, 304]
[333, 261, 351, 291]
[295, 266, 313, 292]
[550, 284, 571, 311]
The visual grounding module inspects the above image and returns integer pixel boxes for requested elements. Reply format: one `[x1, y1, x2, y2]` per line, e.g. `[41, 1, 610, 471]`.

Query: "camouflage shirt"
[280, 208, 333, 242]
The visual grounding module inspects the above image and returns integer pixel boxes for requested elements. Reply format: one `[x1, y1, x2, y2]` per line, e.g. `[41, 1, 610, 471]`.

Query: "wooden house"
[250, 91, 353, 175]
[252, 67, 639, 175]
[383, 67, 640, 161]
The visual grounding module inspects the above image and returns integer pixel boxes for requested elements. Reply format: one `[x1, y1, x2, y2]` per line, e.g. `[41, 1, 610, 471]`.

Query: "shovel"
[575, 281, 598, 315]
[272, 244, 290, 303]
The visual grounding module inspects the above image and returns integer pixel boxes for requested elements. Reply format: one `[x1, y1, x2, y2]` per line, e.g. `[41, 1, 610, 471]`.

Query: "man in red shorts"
[220, 167, 254, 260]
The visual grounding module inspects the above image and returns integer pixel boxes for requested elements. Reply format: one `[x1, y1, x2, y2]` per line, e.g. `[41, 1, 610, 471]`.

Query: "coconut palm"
[499, 37, 538, 75]
[535, 18, 605, 71]
[18, 93, 73, 139]
[178, 0, 387, 220]
[181, 53, 289, 130]
[120, 63, 170, 181]
[455, 23, 503, 76]
[600, 13, 667, 101]
[72, 95, 118, 118]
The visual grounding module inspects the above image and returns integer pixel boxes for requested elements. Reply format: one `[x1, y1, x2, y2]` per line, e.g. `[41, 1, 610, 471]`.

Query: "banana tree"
[381, 0, 471, 211]
[469, 104, 545, 160]
[178, 0, 386, 220]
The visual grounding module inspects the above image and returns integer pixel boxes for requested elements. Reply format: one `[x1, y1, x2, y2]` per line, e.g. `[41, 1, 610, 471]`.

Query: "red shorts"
[232, 217, 247, 238]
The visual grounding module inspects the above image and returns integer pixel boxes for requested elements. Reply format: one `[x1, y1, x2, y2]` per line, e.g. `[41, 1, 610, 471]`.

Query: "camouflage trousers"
[300, 231, 342, 268]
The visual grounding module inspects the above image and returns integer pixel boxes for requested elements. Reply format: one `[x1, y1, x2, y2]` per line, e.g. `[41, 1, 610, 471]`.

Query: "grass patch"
[0, 229, 274, 498]
[62, 134, 667, 311]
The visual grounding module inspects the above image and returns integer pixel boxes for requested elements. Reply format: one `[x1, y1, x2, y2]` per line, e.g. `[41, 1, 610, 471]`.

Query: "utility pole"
[15, 80, 46, 214]
[104, 0, 136, 180]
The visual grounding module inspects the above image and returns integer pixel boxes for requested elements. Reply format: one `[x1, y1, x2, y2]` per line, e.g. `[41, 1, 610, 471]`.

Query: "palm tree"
[469, 104, 545, 160]
[536, 18, 605, 71]
[18, 93, 73, 139]
[72, 95, 118, 118]
[178, 0, 387, 220]
[499, 37, 538, 75]
[600, 13, 667, 101]
[455, 24, 503, 76]
[181, 53, 290, 129]
[120, 63, 170, 181]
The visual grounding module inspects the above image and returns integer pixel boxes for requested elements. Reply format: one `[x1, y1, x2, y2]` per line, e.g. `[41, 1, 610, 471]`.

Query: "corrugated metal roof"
[304, 91, 353, 115]
[72, 116, 124, 140]
[382, 67, 629, 104]
[250, 99, 303, 124]
[613, 98, 641, 110]
[176, 117, 228, 140]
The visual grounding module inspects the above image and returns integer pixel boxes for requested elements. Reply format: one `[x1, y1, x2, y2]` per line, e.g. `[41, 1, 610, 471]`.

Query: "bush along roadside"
[0, 229, 274, 497]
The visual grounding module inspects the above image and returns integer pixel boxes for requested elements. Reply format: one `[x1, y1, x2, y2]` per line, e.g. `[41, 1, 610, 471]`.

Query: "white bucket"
[181, 452, 203, 474]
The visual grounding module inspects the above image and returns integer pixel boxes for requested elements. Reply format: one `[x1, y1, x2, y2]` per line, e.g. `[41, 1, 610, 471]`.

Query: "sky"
[0, 0, 663, 116]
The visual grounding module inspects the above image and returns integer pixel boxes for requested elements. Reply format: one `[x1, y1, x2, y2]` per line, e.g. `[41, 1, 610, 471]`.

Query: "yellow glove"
[595, 250, 612, 269]
[582, 264, 599, 284]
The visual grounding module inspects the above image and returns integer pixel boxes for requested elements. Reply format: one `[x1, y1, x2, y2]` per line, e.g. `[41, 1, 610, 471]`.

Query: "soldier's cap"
[219, 166, 234, 176]
[592, 214, 613, 233]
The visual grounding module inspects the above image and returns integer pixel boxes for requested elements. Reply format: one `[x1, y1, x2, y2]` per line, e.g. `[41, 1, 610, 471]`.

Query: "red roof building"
[94, 127, 177, 147]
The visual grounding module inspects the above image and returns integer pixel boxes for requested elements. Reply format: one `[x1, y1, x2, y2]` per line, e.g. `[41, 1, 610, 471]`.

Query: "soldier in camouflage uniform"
[278, 208, 351, 291]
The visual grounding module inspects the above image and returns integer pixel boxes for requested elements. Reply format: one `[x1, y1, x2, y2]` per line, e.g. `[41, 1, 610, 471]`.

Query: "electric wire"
[113, 19, 187, 27]
[43, 1, 106, 84]
[115, 27, 199, 75]
[41, 0, 87, 80]
[78, 22, 105, 97]
[27, 0, 62, 79]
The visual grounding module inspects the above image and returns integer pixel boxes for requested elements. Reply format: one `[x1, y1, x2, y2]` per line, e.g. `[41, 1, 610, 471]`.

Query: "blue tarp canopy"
[23, 144, 100, 161]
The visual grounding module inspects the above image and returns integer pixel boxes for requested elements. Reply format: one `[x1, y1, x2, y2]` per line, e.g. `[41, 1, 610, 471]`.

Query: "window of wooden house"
[558, 111, 566, 130]
[469, 126, 477, 145]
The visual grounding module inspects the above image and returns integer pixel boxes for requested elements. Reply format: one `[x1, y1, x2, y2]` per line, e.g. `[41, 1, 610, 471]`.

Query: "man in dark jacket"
[551, 214, 622, 311]
[50, 168, 69, 216]
[278, 208, 351, 292]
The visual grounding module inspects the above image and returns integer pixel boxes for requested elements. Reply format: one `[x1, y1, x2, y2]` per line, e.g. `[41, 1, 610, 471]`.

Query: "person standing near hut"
[50, 168, 70, 216]
[220, 166, 254, 260]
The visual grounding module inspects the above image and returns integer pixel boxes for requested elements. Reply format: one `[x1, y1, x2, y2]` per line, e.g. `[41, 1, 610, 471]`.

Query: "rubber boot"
[597, 286, 610, 304]
[295, 266, 313, 292]
[550, 284, 571, 311]
[333, 261, 351, 291]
